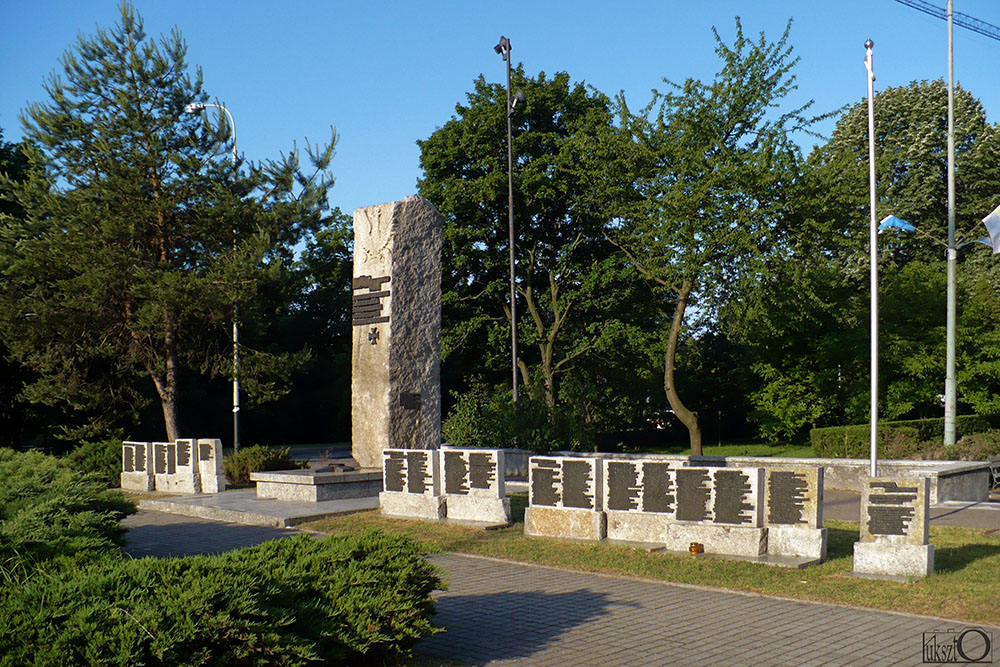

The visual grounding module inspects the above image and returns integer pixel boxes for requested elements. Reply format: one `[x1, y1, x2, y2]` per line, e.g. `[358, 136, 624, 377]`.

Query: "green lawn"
[299, 494, 1000, 626]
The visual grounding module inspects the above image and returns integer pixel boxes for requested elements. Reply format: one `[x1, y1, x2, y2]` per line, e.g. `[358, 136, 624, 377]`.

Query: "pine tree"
[0, 3, 336, 441]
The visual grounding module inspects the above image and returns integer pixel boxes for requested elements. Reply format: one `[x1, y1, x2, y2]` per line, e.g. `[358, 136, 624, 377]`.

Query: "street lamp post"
[494, 36, 525, 404]
[185, 102, 241, 452]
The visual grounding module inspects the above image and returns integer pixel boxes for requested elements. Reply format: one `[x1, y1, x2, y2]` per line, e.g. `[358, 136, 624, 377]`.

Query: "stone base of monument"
[852, 542, 934, 579]
[662, 524, 767, 557]
[121, 471, 155, 492]
[445, 495, 511, 527]
[200, 474, 227, 494]
[523, 506, 606, 541]
[156, 474, 200, 494]
[379, 491, 446, 520]
[768, 526, 827, 561]
[605, 510, 670, 544]
[252, 469, 383, 502]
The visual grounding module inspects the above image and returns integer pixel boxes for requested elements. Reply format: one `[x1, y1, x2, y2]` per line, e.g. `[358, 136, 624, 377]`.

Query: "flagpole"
[944, 0, 958, 447]
[865, 38, 879, 478]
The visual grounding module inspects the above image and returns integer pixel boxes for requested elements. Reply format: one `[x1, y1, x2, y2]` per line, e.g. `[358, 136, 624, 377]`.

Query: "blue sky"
[2, 1, 999, 218]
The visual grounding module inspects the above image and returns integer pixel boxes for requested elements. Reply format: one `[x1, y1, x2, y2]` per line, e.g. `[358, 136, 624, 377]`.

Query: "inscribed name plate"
[196, 438, 226, 493]
[441, 448, 510, 525]
[764, 466, 823, 529]
[351, 196, 443, 469]
[602, 458, 676, 543]
[674, 467, 764, 527]
[859, 476, 929, 545]
[120, 441, 154, 491]
[380, 448, 445, 520]
[525, 456, 605, 541]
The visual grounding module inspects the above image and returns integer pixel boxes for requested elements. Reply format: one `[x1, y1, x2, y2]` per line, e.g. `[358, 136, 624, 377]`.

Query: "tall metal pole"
[497, 36, 518, 404]
[185, 102, 240, 452]
[865, 39, 879, 477]
[944, 0, 958, 447]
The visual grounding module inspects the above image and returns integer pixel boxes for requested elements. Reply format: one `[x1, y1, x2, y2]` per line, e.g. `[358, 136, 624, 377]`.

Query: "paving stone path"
[122, 510, 1000, 666]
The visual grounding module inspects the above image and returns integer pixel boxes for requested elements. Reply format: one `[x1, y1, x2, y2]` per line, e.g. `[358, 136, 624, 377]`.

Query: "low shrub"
[65, 437, 124, 488]
[810, 415, 1000, 458]
[0, 531, 443, 665]
[223, 445, 306, 485]
[443, 381, 594, 453]
[0, 448, 135, 580]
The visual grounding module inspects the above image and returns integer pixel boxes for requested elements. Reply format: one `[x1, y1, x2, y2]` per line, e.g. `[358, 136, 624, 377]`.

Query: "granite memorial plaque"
[768, 470, 809, 525]
[379, 448, 445, 520]
[529, 457, 561, 507]
[439, 448, 510, 525]
[525, 456, 605, 541]
[763, 466, 826, 561]
[675, 468, 712, 522]
[713, 469, 755, 525]
[196, 438, 226, 494]
[351, 197, 443, 469]
[642, 462, 675, 514]
[120, 441, 154, 491]
[854, 476, 933, 578]
[607, 461, 641, 512]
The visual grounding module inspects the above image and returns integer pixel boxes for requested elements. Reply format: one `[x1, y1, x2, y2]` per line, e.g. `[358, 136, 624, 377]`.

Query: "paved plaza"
[122, 509, 1000, 666]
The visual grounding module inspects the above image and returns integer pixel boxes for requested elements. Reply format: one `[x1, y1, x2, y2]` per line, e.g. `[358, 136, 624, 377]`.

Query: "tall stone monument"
[351, 196, 443, 469]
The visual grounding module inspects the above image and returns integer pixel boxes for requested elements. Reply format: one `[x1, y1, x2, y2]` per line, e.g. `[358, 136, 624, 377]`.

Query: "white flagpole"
[865, 38, 879, 478]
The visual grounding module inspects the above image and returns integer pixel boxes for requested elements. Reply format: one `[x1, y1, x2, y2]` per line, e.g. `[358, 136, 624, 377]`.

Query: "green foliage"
[0, 448, 135, 580]
[0, 531, 443, 665]
[608, 19, 825, 453]
[442, 381, 593, 453]
[0, 4, 335, 441]
[418, 68, 659, 433]
[809, 415, 1000, 458]
[65, 437, 124, 488]
[223, 444, 305, 485]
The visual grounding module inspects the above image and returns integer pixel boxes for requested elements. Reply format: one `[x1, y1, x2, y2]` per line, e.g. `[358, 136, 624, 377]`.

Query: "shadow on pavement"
[416, 589, 637, 664]
[122, 518, 295, 558]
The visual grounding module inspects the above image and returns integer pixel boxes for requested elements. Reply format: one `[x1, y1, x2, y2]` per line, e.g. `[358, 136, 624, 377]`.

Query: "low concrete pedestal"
[853, 542, 934, 578]
[524, 506, 606, 541]
[252, 469, 382, 502]
[380, 491, 446, 520]
[662, 524, 768, 557]
[769, 526, 827, 561]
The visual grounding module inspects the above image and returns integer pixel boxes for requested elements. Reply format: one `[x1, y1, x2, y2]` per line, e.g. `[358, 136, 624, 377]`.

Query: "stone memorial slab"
[351, 196, 443, 469]
[120, 441, 154, 491]
[152, 441, 177, 491]
[196, 438, 226, 493]
[662, 467, 766, 557]
[603, 459, 676, 544]
[853, 476, 933, 578]
[379, 448, 445, 520]
[440, 448, 510, 526]
[764, 466, 826, 561]
[161, 438, 201, 493]
[525, 456, 605, 541]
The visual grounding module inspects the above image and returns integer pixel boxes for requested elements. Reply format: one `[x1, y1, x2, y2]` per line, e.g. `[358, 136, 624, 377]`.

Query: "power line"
[892, 0, 1000, 41]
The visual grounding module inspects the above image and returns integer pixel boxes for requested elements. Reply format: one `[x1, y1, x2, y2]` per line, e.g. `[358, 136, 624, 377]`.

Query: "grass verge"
[299, 494, 1000, 626]
[639, 441, 815, 458]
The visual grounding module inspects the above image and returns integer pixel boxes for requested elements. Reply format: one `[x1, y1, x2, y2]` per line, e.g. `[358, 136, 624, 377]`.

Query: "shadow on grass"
[509, 494, 527, 524]
[825, 525, 860, 562]
[933, 542, 1000, 574]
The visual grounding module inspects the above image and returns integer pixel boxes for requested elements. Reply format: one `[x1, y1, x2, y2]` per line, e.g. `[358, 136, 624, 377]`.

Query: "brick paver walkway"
[122, 510, 1000, 666]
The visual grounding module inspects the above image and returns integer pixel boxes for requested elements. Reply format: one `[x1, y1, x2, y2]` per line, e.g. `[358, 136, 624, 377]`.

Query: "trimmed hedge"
[810, 415, 1000, 458]
[223, 445, 306, 485]
[0, 531, 444, 666]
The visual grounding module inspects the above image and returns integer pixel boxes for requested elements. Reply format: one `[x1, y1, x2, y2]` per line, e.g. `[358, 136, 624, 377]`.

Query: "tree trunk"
[665, 279, 702, 455]
[151, 312, 180, 442]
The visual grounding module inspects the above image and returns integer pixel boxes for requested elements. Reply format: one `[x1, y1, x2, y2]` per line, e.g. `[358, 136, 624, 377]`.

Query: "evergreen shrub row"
[223, 444, 305, 485]
[810, 415, 1000, 459]
[0, 448, 444, 665]
[0, 532, 443, 666]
